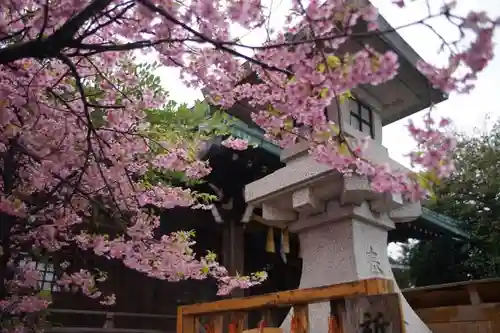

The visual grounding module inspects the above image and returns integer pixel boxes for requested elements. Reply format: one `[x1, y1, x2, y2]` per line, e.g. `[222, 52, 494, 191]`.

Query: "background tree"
[402, 238, 470, 287]
[390, 253, 412, 289]
[404, 120, 500, 286]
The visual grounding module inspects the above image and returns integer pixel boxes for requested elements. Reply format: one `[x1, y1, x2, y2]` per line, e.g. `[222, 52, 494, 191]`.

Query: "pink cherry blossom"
[221, 137, 249, 151]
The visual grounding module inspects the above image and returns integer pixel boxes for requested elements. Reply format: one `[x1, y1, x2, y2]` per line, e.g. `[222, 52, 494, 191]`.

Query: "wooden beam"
[47, 329, 165, 333]
[402, 277, 500, 295]
[180, 279, 391, 316]
[416, 303, 500, 323]
[402, 278, 500, 309]
[343, 294, 404, 333]
[47, 308, 175, 319]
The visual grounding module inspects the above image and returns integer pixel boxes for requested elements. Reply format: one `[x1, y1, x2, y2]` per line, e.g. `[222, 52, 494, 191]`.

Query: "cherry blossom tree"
[0, 0, 498, 332]
[0, 59, 263, 331]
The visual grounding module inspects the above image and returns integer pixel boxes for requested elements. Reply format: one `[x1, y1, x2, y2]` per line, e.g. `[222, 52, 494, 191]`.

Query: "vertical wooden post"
[293, 305, 309, 333]
[210, 315, 224, 333]
[467, 284, 482, 305]
[329, 300, 345, 333]
[177, 308, 196, 333]
[103, 312, 115, 328]
[222, 219, 246, 331]
[262, 309, 274, 327]
[492, 317, 500, 333]
[343, 294, 404, 333]
[223, 220, 245, 279]
[231, 312, 247, 333]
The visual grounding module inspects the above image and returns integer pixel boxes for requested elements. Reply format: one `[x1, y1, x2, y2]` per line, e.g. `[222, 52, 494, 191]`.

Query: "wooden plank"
[428, 322, 494, 333]
[176, 308, 183, 333]
[222, 221, 245, 279]
[404, 289, 471, 310]
[181, 279, 387, 316]
[210, 315, 224, 333]
[329, 300, 345, 333]
[292, 305, 309, 333]
[402, 278, 500, 308]
[230, 312, 247, 333]
[427, 323, 466, 333]
[491, 317, 500, 333]
[177, 308, 196, 333]
[181, 316, 196, 333]
[47, 329, 166, 333]
[47, 309, 176, 319]
[365, 279, 393, 295]
[222, 221, 246, 331]
[343, 293, 403, 333]
[262, 309, 274, 327]
[475, 321, 493, 333]
[416, 303, 500, 323]
[242, 329, 282, 333]
[401, 278, 500, 294]
[467, 285, 482, 305]
[103, 313, 114, 328]
[194, 317, 201, 333]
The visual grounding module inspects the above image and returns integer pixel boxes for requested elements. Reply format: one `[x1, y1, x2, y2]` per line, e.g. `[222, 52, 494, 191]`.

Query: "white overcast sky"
[153, 1, 499, 257]
[375, 0, 500, 167]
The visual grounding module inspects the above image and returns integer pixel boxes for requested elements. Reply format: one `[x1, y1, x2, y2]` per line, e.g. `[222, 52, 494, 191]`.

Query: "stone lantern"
[241, 15, 447, 333]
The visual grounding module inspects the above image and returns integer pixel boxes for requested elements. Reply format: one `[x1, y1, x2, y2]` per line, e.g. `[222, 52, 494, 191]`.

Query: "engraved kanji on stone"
[359, 312, 390, 333]
[366, 246, 383, 275]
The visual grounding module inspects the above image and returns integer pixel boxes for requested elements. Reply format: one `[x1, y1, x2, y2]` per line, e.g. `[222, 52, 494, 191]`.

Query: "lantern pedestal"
[245, 145, 431, 333]
[279, 202, 430, 333]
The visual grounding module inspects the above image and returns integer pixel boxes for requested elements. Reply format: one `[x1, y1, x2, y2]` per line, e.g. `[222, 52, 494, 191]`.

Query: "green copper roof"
[419, 207, 469, 240]
[228, 119, 469, 240]
[229, 119, 282, 156]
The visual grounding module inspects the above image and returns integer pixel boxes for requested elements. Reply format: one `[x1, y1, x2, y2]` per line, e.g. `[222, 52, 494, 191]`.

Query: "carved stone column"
[244, 142, 431, 333]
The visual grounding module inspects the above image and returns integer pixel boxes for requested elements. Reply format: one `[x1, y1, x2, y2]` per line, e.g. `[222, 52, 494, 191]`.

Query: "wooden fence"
[43, 278, 500, 333]
[403, 279, 500, 333]
[177, 278, 404, 333]
[46, 308, 176, 333]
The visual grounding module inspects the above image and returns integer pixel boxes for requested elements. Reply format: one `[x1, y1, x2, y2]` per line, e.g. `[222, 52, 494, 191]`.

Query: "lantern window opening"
[349, 98, 374, 139]
[18, 256, 59, 292]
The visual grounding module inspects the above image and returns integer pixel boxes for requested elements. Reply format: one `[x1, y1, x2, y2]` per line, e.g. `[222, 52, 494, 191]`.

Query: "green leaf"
[90, 109, 106, 128]
[38, 290, 52, 301]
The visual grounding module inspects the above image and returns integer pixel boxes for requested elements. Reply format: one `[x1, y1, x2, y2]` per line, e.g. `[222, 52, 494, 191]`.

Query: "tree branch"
[0, 0, 113, 64]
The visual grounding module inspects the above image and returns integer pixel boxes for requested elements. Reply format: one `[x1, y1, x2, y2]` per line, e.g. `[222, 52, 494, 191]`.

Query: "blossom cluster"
[0, 263, 50, 316]
[221, 137, 250, 151]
